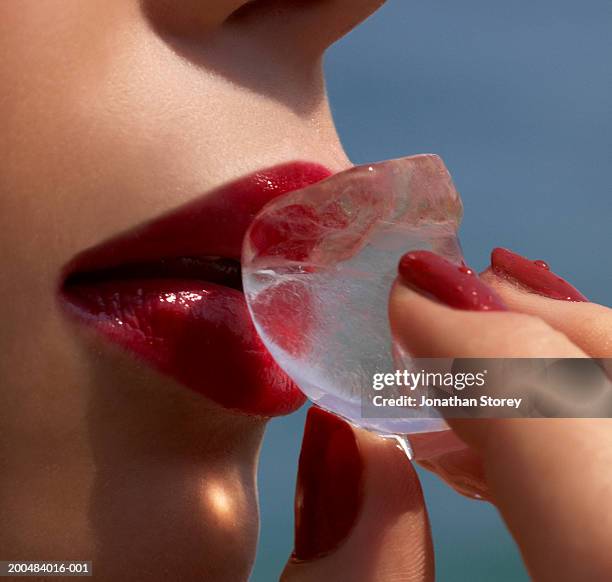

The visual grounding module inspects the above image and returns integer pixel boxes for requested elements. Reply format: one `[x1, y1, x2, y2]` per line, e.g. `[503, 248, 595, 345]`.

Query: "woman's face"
[0, 1, 383, 579]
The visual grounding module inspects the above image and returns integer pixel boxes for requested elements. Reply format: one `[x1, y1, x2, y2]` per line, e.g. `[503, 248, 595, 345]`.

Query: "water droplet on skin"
[458, 265, 474, 275]
[534, 260, 550, 270]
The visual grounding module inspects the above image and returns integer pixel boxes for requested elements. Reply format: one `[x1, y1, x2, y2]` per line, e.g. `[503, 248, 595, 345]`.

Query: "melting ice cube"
[242, 154, 464, 436]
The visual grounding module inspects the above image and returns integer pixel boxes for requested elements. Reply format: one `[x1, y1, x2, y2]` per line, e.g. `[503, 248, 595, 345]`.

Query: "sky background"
[252, 0, 611, 579]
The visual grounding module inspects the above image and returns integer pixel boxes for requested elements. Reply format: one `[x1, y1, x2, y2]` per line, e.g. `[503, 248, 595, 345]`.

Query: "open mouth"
[63, 256, 244, 292]
[60, 161, 333, 417]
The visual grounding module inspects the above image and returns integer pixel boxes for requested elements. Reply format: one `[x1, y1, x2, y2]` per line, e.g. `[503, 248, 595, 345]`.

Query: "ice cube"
[242, 154, 464, 436]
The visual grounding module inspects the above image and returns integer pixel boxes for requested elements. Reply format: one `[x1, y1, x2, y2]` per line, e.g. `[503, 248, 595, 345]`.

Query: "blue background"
[252, 0, 611, 579]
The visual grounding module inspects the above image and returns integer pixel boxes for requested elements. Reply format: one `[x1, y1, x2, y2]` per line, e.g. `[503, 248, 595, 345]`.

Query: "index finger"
[389, 249, 612, 580]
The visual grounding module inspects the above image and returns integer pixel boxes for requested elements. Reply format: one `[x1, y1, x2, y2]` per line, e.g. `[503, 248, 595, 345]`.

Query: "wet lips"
[60, 162, 332, 417]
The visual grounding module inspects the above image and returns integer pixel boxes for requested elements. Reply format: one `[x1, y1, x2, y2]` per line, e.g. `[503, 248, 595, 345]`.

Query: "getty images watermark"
[371, 368, 523, 410]
[363, 359, 612, 419]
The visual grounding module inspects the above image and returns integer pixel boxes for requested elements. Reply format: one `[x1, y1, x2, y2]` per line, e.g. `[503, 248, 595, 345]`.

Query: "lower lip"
[62, 277, 307, 416]
[60, 162, 334, 416]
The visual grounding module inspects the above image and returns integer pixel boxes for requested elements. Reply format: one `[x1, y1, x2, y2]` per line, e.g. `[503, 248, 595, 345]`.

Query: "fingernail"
[491, 248, 588, 302]
[398, 250, 507, 311]
[292, 407, 363, 562]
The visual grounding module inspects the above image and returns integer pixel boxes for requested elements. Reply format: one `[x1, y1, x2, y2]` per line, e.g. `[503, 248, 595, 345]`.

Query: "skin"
[1, 2, 610, 581]
[284, 272, 612, 582]
[0, 1, 380, 580]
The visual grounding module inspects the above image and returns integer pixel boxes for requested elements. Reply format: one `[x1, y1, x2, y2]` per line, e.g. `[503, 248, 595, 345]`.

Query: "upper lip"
[58, 161, 334, 417]
[61, 161, 333, 289]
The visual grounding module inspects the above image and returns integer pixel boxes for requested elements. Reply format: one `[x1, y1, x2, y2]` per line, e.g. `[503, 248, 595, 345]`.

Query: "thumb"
[281, 407, 434, 582]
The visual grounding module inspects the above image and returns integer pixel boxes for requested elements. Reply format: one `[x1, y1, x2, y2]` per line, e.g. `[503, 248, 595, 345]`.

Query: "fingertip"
[397, 250, 506, 312]
[488, 247, 588, 302]
[292, 407, 363, 562]
[284, 415, 434, 581]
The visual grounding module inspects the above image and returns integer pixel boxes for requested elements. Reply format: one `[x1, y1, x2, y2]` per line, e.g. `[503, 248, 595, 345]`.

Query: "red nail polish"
[491, 248, 587, 302]
[398, 250, 506, 311]
[292, 407, 363, 562]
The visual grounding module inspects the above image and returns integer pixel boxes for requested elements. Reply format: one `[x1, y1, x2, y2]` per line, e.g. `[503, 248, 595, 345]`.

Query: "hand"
[282, 248, 612, 582]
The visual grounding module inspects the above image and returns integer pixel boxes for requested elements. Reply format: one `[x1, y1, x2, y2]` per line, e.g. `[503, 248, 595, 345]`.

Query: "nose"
[142, 0, 386, 114]
[144, 0, 386, 56]
[226, 0, 387, 55]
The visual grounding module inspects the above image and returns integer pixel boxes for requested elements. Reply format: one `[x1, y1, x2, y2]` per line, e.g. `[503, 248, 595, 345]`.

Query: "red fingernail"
[292, 407, 363, 562]
[491, 248, 587, 302]
[398, 250, 506, 311]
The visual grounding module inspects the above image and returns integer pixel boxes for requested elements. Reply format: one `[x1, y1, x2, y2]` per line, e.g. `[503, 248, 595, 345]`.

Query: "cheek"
[0, 4, 337, 288]
[0, 1, 137, 292]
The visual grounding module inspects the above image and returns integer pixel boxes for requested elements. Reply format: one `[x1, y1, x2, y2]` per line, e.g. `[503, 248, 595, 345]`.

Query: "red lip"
[60, 162, 333, 417]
